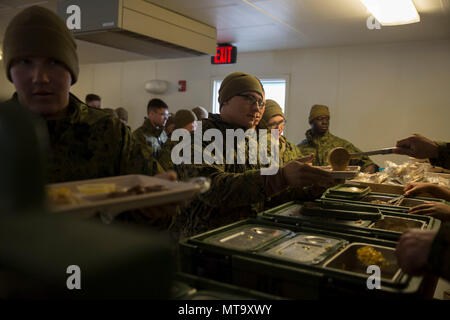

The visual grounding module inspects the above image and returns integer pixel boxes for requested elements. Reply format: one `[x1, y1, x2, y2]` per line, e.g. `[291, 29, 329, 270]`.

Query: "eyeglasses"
[267, 119, 286, 129]
[236, 94, 265, 109]
[158, 112, 169, 118]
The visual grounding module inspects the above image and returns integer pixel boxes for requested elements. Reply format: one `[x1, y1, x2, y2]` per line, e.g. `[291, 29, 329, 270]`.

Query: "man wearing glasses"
[133, 98, 170, 155]
[172, 72, 335, 239]
[261, 99, 304, 166]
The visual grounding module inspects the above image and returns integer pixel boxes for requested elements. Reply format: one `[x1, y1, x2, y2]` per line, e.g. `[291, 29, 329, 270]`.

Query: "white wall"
[2, 40, 449, 166]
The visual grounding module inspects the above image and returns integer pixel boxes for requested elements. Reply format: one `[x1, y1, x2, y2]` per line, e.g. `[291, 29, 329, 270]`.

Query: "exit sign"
[211, 44, 237, 64]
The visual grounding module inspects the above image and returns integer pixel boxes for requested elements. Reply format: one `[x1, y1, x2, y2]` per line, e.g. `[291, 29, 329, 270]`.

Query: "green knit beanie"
[192, 106, 208, 120]
[3, 6, 79, 84]
[115, 107, 128, 122]
[174, 109, 197, 129]
[218, 72, 264, 106]
[309, 104, 330, 123]
[262, 99, 284, 125]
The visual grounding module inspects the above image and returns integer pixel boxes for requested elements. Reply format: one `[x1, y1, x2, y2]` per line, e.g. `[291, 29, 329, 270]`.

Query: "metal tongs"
[386, 194, 405, 206]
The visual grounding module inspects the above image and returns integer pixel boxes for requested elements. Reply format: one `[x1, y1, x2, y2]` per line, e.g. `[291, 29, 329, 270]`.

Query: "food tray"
[323, 243, 402, 281]
[203, 225, 291, 251]
[262, 234, 347, 265]
[301, 201, 382, 221]
[46, 174, 201, 218]
[369, 216, 426, 233]
[316, 166, 361, 180]
[325, 184, 371, 200]
[276, 203, 373, 227]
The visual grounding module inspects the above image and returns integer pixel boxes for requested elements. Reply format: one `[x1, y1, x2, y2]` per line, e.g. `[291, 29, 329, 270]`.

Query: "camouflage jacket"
[172, 114, 288, 239]
[279, 135, 304, 166]
[428, 222, 450, 281]
[430, 142, 450, 170]
[7, 94, 162, 183]
[297, 129, 376, 170]
[158, 137, 178, 171]
[133, 118, 164, 156]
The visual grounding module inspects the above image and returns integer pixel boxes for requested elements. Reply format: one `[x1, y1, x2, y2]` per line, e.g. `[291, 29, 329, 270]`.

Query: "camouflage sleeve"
[120, 125, 164, 176]
[343, 140, 376, 170]
[176, 163, 266, 208]
[158, 140, 176, 171]
[429, 142, 450, 170]
[427, 222, 450, 281]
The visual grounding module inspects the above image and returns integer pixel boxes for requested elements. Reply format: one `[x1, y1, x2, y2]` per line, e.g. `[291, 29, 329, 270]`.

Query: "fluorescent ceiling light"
[360, 0, 420, 26]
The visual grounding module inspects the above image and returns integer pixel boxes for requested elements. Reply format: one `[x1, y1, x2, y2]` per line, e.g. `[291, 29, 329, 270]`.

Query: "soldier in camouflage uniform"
[2, 6, 163, 184]
[172, 72, 335, 239]
[297, 104, 378, 173]
[394, 134, 450, 281]
[260, 99, 304, 166]
[133, 98, 169, 156]
[158, 109, 197, 171]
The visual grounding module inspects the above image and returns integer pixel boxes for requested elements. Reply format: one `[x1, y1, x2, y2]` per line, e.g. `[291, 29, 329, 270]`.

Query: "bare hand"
[409, 202, 450, 222]
[395, 229, 437, 276]
[404, 182, 450, 201]
[282, 157, 335, 189]
[394, 134, 439, 159]
[155, 170, 177, 181]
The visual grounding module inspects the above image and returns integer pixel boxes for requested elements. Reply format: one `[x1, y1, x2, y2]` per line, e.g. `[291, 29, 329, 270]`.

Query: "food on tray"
[47, 187, 80, 205]
[107, 184, 167, 198]
[356, 246, 389, 268]
[77, 183, 116, 195]
[370, 199, 389, 205]
[336, 186, 363, 193]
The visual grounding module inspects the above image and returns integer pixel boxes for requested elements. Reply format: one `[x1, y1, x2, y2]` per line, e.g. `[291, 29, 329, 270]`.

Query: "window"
[211, 77, 288, 114]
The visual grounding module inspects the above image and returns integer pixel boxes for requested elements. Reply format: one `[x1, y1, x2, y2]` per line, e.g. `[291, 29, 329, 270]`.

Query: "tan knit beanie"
[309, 104, 330, 123]
[218, 72, 264, 106]
[174, 109, 197, 129]
[3, 6, 79, 84]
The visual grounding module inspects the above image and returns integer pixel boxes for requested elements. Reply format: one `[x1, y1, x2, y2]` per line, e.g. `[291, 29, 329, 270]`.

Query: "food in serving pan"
[77, 183, 116, 195]
[356, 246, 389, 268]
[336, 186, 364, 193]
[370, 199, 390, 205]
[107, 184, 167, 198]
[47, 187, 80, 205]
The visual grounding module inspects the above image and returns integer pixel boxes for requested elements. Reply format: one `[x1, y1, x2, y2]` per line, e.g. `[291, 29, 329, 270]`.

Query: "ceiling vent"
[57, 0, 217, 59]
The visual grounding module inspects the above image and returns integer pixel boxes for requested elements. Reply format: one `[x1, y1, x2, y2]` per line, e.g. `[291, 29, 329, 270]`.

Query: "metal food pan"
[276, 204, 373, 227]
[398, 198, 427, 208]
[262, 234, 347, 265]
[323, 243, 402, 281]
[203, 225, 291, 251]
[369, 216, 425, 233]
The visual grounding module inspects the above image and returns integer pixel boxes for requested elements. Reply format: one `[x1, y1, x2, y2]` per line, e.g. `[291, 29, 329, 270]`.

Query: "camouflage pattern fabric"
[171, 114, 281, 239]
[279, 135, 304, 166]
[430, 142, 450, 170]
[133, 118, 164, 156]
[427, 222, 450, 281]
[158, 137, 178, 171]
[7, 93, 163, 183]
[297, 129, 376, 170]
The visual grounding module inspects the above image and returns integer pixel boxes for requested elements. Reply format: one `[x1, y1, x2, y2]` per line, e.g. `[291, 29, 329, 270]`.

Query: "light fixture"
[360, 0, 420, 26]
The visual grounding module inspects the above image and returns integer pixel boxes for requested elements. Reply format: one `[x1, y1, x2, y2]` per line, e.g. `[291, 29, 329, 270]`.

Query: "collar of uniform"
[305, 129, 331, 145]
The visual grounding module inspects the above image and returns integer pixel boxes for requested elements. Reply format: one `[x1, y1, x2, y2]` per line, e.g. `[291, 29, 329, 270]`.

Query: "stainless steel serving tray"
[203, 225, 291, 251]
[323, 243, 402, 281]
[369, 216, 426, 233]
[262, 234, 347, 265]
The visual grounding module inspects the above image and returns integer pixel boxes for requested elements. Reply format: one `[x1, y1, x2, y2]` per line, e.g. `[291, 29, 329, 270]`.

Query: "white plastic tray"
[46, 174, 200, 218]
